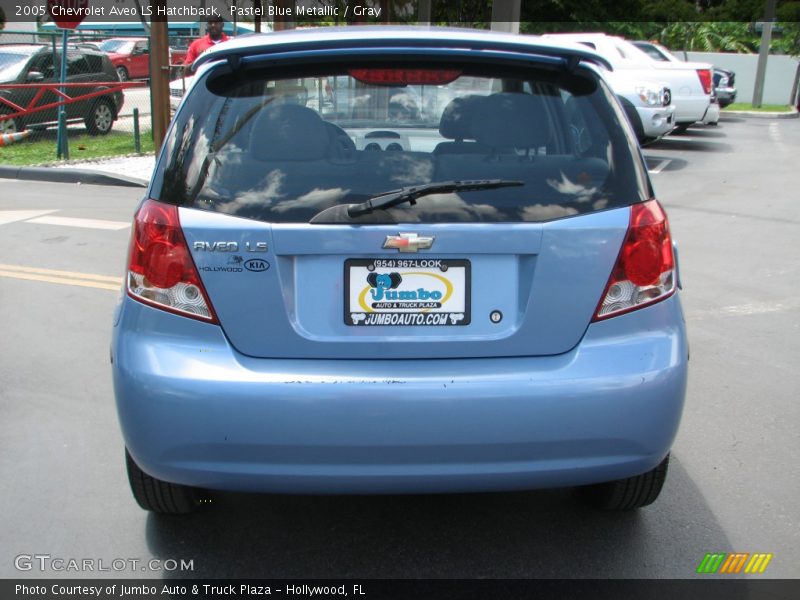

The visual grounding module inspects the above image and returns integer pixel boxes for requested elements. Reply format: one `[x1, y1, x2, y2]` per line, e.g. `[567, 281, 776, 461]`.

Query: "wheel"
[85, 99, 114, 135]
[580, 454, 670, 510]
[0, 113, 22, 135]
[616, 97, 647, 144]
[671, 123, 691, 135]
[125, 449, 199, 514]
[116, 66, 129, 82]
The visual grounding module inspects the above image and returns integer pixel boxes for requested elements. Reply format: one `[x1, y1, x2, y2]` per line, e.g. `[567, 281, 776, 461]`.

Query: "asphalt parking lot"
[0, 114, 798, 581]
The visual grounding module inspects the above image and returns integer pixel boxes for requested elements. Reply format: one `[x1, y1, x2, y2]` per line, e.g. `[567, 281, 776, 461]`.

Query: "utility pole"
[150, 0, 171, 149]
[752, 0, 777, 107]
[418, 0, 431, 25]
[490, 0, 521, 34]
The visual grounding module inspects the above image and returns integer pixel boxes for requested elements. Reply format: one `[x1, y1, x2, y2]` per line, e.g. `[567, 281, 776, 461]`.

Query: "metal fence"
[0, 29, 180, 161]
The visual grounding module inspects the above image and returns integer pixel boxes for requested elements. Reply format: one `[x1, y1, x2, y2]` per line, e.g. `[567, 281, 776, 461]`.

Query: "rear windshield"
[152, 61, 648, 223]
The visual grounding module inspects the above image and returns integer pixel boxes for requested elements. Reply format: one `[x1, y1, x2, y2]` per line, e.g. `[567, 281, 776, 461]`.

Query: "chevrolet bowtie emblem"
[383, 233, 435, 253]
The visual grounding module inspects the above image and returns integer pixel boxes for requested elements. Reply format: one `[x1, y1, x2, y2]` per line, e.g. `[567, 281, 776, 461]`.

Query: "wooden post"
[150, 4, 171, 149]
[271, 0, 293, 31]
[253, 0, 262, 32]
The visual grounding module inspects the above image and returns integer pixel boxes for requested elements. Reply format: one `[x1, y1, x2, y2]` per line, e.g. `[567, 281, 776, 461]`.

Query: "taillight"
[127, 199, 218, 323]
[348, 69, 462, 85]
[697, 68, 713, 95]
[593, 200, 676, 321]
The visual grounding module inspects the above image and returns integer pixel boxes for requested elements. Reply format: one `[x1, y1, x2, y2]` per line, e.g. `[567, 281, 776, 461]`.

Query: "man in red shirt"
[184, 14, 229, 67]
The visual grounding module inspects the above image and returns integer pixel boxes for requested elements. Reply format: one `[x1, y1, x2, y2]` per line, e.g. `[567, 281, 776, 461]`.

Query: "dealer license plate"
[345, 258, 471, 326]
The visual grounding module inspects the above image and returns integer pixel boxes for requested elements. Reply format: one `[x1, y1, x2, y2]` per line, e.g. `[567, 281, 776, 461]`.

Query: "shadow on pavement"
[648, 137, 734, 153]
[146, 456, 734, 580]
[678, 128, 727, 139]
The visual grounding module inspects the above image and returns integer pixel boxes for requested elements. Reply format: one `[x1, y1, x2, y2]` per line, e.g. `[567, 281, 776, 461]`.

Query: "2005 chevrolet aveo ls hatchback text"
[111, 28, 688, 514]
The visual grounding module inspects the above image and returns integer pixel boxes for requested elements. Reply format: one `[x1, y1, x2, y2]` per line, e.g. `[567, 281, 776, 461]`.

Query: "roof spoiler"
[192, 36, 613, 74]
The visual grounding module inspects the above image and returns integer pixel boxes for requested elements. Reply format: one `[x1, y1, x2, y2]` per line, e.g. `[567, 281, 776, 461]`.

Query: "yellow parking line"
[0, 263, 123, 284]
[0, 264, 123, 291]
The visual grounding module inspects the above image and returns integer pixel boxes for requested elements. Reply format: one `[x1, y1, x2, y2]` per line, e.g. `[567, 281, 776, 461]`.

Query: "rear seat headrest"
[471, 93, 552, 149]
[250, 104, 328, 161]
[438, 95, 483, 141]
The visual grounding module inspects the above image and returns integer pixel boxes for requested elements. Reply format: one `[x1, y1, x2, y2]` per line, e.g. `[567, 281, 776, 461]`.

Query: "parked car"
[113, 27, 688, 514]
[169, 73, 194, 111]
[169, 46, 188, 68]
[546, 33, 714, 133]
[99, 37, 150, 81]
[589, 65, 675, 144]
[712, 67, 737, 108]
[633, 41, 737, 109]
[548, 40, 675, 144]
[0, 44, 123, 135]
[69, 41, 102, 52]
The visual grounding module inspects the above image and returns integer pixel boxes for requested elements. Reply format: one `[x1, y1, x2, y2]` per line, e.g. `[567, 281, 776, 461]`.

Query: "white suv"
[545, 33, 714, 132]
[605, 69, 675, 144]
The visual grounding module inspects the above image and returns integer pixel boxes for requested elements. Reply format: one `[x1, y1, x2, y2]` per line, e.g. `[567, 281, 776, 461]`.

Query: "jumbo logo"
[359, 271, 452, 311]
[367, 272, 403, 301]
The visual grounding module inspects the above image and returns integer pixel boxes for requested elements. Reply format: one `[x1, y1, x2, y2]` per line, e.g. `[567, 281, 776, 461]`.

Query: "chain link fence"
[0, 29, 181, 163]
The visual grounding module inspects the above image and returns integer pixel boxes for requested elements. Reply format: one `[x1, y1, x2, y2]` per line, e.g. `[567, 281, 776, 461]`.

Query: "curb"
[0, 165, 148, 188]
[721, 108, 799, 119]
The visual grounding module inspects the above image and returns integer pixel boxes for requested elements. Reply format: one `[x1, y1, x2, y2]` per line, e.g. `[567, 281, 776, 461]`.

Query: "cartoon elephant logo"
[367, 272, 402, 301]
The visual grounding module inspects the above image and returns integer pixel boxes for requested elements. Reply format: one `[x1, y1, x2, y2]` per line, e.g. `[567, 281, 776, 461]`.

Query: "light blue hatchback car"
[112, 27, 688, 514]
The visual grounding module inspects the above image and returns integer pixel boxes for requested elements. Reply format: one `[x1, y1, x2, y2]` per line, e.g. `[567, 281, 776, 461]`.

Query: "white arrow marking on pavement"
[647, 159, 672, 174]
[0, 210, 59, 226]
[25, 216, 130, 230]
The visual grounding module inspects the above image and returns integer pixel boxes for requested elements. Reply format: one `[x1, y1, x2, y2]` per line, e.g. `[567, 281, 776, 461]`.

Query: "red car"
[100, 37, 150, 81]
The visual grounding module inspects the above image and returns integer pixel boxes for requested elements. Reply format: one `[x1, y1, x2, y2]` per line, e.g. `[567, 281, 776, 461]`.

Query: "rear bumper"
[673, 95, 711, 124]
[112, 295, 689, 494]
[716, 87, 737, 108]
[702, 101, 720, 125]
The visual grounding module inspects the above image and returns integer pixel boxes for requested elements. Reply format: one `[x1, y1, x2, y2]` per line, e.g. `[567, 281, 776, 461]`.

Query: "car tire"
[618, 98, 646, 144]
[672, 123, 691, 135]
[125, 449, 199, 514]
[579, 454, 670, 510]
[116, 66, 129, 82]
[85, 99, 115, 135]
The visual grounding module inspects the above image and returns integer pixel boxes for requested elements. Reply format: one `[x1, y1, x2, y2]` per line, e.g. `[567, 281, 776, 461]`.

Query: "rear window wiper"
[346, 179, 524, 217]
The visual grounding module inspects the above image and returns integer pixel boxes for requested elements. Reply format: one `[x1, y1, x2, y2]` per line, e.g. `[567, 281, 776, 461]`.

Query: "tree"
[776, 2, 800, 55]
[660, 21, 757, 52]
[432, 0, 491, 25]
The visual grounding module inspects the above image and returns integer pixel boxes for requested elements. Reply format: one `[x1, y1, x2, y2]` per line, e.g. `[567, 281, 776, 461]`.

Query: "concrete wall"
[683, 51, 800, 106]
